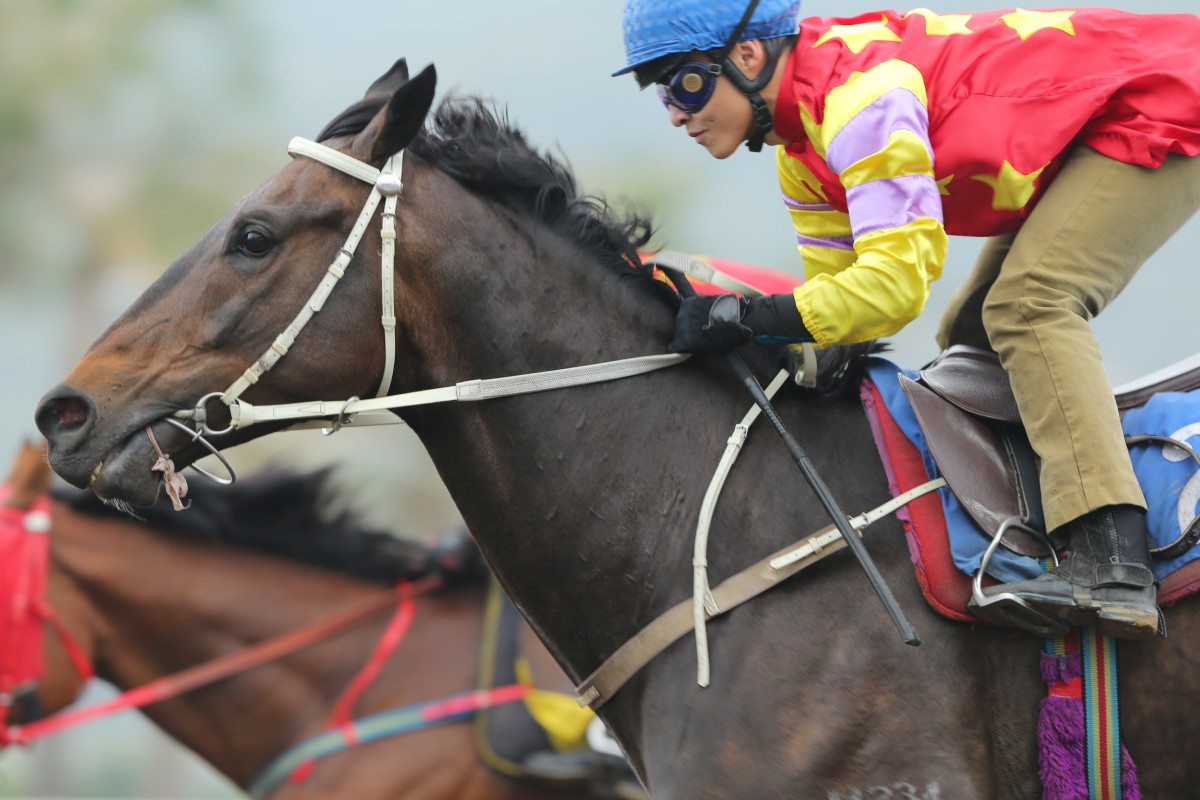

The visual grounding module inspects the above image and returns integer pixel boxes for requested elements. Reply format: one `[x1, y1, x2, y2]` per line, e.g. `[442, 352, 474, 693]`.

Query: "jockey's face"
[660, 52, 756, 160]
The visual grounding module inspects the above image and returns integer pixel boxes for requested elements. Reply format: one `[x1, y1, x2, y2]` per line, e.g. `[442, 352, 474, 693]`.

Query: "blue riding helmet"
[614, 0, 801, 82]
[615, 0, 801, 152]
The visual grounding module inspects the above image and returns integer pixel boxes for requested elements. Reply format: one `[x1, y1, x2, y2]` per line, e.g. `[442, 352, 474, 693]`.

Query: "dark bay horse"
[1, 443, 635, 800]
[34, 60, 1200, 798]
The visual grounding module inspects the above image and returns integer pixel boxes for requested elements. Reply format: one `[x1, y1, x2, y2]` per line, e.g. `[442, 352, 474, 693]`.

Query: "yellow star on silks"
[814, 16, 902, 53]
[904, 9, 974, 36]
[971, 161, 1048, 211]
[936, 174, 955, 196]
[998, 9, 1076, 41]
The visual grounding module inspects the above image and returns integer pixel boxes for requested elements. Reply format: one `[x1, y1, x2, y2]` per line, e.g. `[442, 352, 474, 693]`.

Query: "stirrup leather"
[968, 516, 1069, 636]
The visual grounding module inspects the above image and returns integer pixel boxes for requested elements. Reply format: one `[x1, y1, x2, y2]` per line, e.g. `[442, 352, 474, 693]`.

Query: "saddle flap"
[918, 345, 1021, 424]
[900, 375, 1047, 557]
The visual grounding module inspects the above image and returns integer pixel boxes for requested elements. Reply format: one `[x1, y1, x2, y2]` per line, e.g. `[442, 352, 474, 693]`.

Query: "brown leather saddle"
[902, 345, 1200, 633]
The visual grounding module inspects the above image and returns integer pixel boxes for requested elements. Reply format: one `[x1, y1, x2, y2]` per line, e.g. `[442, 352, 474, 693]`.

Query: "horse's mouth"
[85, 419, 202, 508]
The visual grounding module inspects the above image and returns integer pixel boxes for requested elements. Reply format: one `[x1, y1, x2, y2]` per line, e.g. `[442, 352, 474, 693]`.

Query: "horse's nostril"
[35, 389, 96, 445]
[48, 397, 90, 429]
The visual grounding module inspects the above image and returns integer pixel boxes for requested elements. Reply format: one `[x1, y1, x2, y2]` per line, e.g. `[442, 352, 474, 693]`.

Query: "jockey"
[614, 0, 1200, 640]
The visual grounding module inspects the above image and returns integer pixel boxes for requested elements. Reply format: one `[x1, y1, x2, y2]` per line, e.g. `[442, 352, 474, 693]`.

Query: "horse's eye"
[236, 229, 274, 257]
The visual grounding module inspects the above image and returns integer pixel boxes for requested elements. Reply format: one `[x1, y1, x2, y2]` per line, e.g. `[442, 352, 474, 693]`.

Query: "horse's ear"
[363, 58, 410, 100]
[362, 63, 436, 163]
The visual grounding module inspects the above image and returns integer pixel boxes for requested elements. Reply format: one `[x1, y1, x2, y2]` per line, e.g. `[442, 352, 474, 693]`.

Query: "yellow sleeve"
[777, 147, 856, 281]
[787, 59, 949, 346]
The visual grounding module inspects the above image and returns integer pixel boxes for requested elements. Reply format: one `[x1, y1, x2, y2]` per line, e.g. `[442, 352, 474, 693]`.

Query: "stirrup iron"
[969, 516, 1069, 636]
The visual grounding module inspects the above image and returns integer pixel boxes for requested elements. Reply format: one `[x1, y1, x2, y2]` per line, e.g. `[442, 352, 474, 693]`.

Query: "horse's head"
[35, 60, 440, 507]
[2, 439, 51, 509]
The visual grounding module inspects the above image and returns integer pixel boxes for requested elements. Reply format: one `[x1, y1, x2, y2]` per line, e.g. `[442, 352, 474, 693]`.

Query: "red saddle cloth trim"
[862, 375, 1200, 621]
[692, 256, 803, 295]
[1160, 554, 1200, 606]
[861, 377, 980, 623]
[640, 251, 804, 296]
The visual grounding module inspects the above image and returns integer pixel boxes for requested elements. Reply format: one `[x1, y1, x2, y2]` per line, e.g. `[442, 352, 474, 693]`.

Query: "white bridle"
[189, 136, 403, 436]
[173, 137, 691, 447]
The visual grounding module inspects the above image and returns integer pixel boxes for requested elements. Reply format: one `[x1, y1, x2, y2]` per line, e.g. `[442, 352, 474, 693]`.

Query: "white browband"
[219, 137, 403, 407]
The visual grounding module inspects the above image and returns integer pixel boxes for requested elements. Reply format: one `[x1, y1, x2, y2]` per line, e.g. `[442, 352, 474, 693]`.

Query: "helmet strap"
[718, 35, 793, 152]
[712, 0, 763, 65]
[745, 93, 772, 152]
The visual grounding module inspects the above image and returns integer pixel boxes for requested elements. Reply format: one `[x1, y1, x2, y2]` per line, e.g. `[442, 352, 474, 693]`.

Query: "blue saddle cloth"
[865, 358, 1200, 584]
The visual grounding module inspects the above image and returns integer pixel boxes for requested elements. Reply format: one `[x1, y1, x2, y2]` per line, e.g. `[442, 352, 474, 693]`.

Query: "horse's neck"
[405, 233, 767, 676]
[50, 508, 382, 785]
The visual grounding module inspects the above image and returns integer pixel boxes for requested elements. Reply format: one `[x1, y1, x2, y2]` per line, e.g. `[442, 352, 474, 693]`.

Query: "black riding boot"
[982, 505, 1162, 639]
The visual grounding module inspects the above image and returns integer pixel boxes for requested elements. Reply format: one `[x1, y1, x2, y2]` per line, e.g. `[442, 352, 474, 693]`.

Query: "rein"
[246, 579, 528, 798]
[248, 683, 532, 799]
[2, 555, 441, 747]
[662, 266, 919, 648]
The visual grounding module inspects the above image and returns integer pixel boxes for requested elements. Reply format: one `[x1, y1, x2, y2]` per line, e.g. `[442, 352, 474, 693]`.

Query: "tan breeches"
[936, 147, 1200, 531]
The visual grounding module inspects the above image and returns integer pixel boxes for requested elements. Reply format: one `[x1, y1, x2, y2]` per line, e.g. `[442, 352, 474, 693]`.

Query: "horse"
[1, 442, 641, 800]
[33, 59, 1200, 798]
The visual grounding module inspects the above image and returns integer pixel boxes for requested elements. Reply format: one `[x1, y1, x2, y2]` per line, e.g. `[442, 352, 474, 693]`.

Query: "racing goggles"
[657, 62, 723, 114]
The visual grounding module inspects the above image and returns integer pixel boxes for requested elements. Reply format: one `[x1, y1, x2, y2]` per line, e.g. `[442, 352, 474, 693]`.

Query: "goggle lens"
[657, 62, 720, 114]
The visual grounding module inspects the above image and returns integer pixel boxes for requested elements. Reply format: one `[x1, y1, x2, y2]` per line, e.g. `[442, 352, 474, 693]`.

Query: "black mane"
[799, 340, 892, 400]
[52, 469, 486, 586]
[317, 81, 882, 396]
[319, 93, 671, 297]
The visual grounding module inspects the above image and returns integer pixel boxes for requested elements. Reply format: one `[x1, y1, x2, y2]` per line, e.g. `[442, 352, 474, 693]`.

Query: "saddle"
[887, 345, 1200, 625]
[900, 346, 1046, 557]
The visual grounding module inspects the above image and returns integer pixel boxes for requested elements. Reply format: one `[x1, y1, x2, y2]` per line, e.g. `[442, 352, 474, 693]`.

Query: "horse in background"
[1, 442, 643, 800]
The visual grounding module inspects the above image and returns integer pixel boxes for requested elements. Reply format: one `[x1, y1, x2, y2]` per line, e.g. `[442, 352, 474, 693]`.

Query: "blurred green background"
[1, 0, 1197, 796]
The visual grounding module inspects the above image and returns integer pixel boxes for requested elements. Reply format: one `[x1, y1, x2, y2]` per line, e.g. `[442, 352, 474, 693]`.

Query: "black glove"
[668, 294, 753, 354]
[669, 293, 812, 354]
